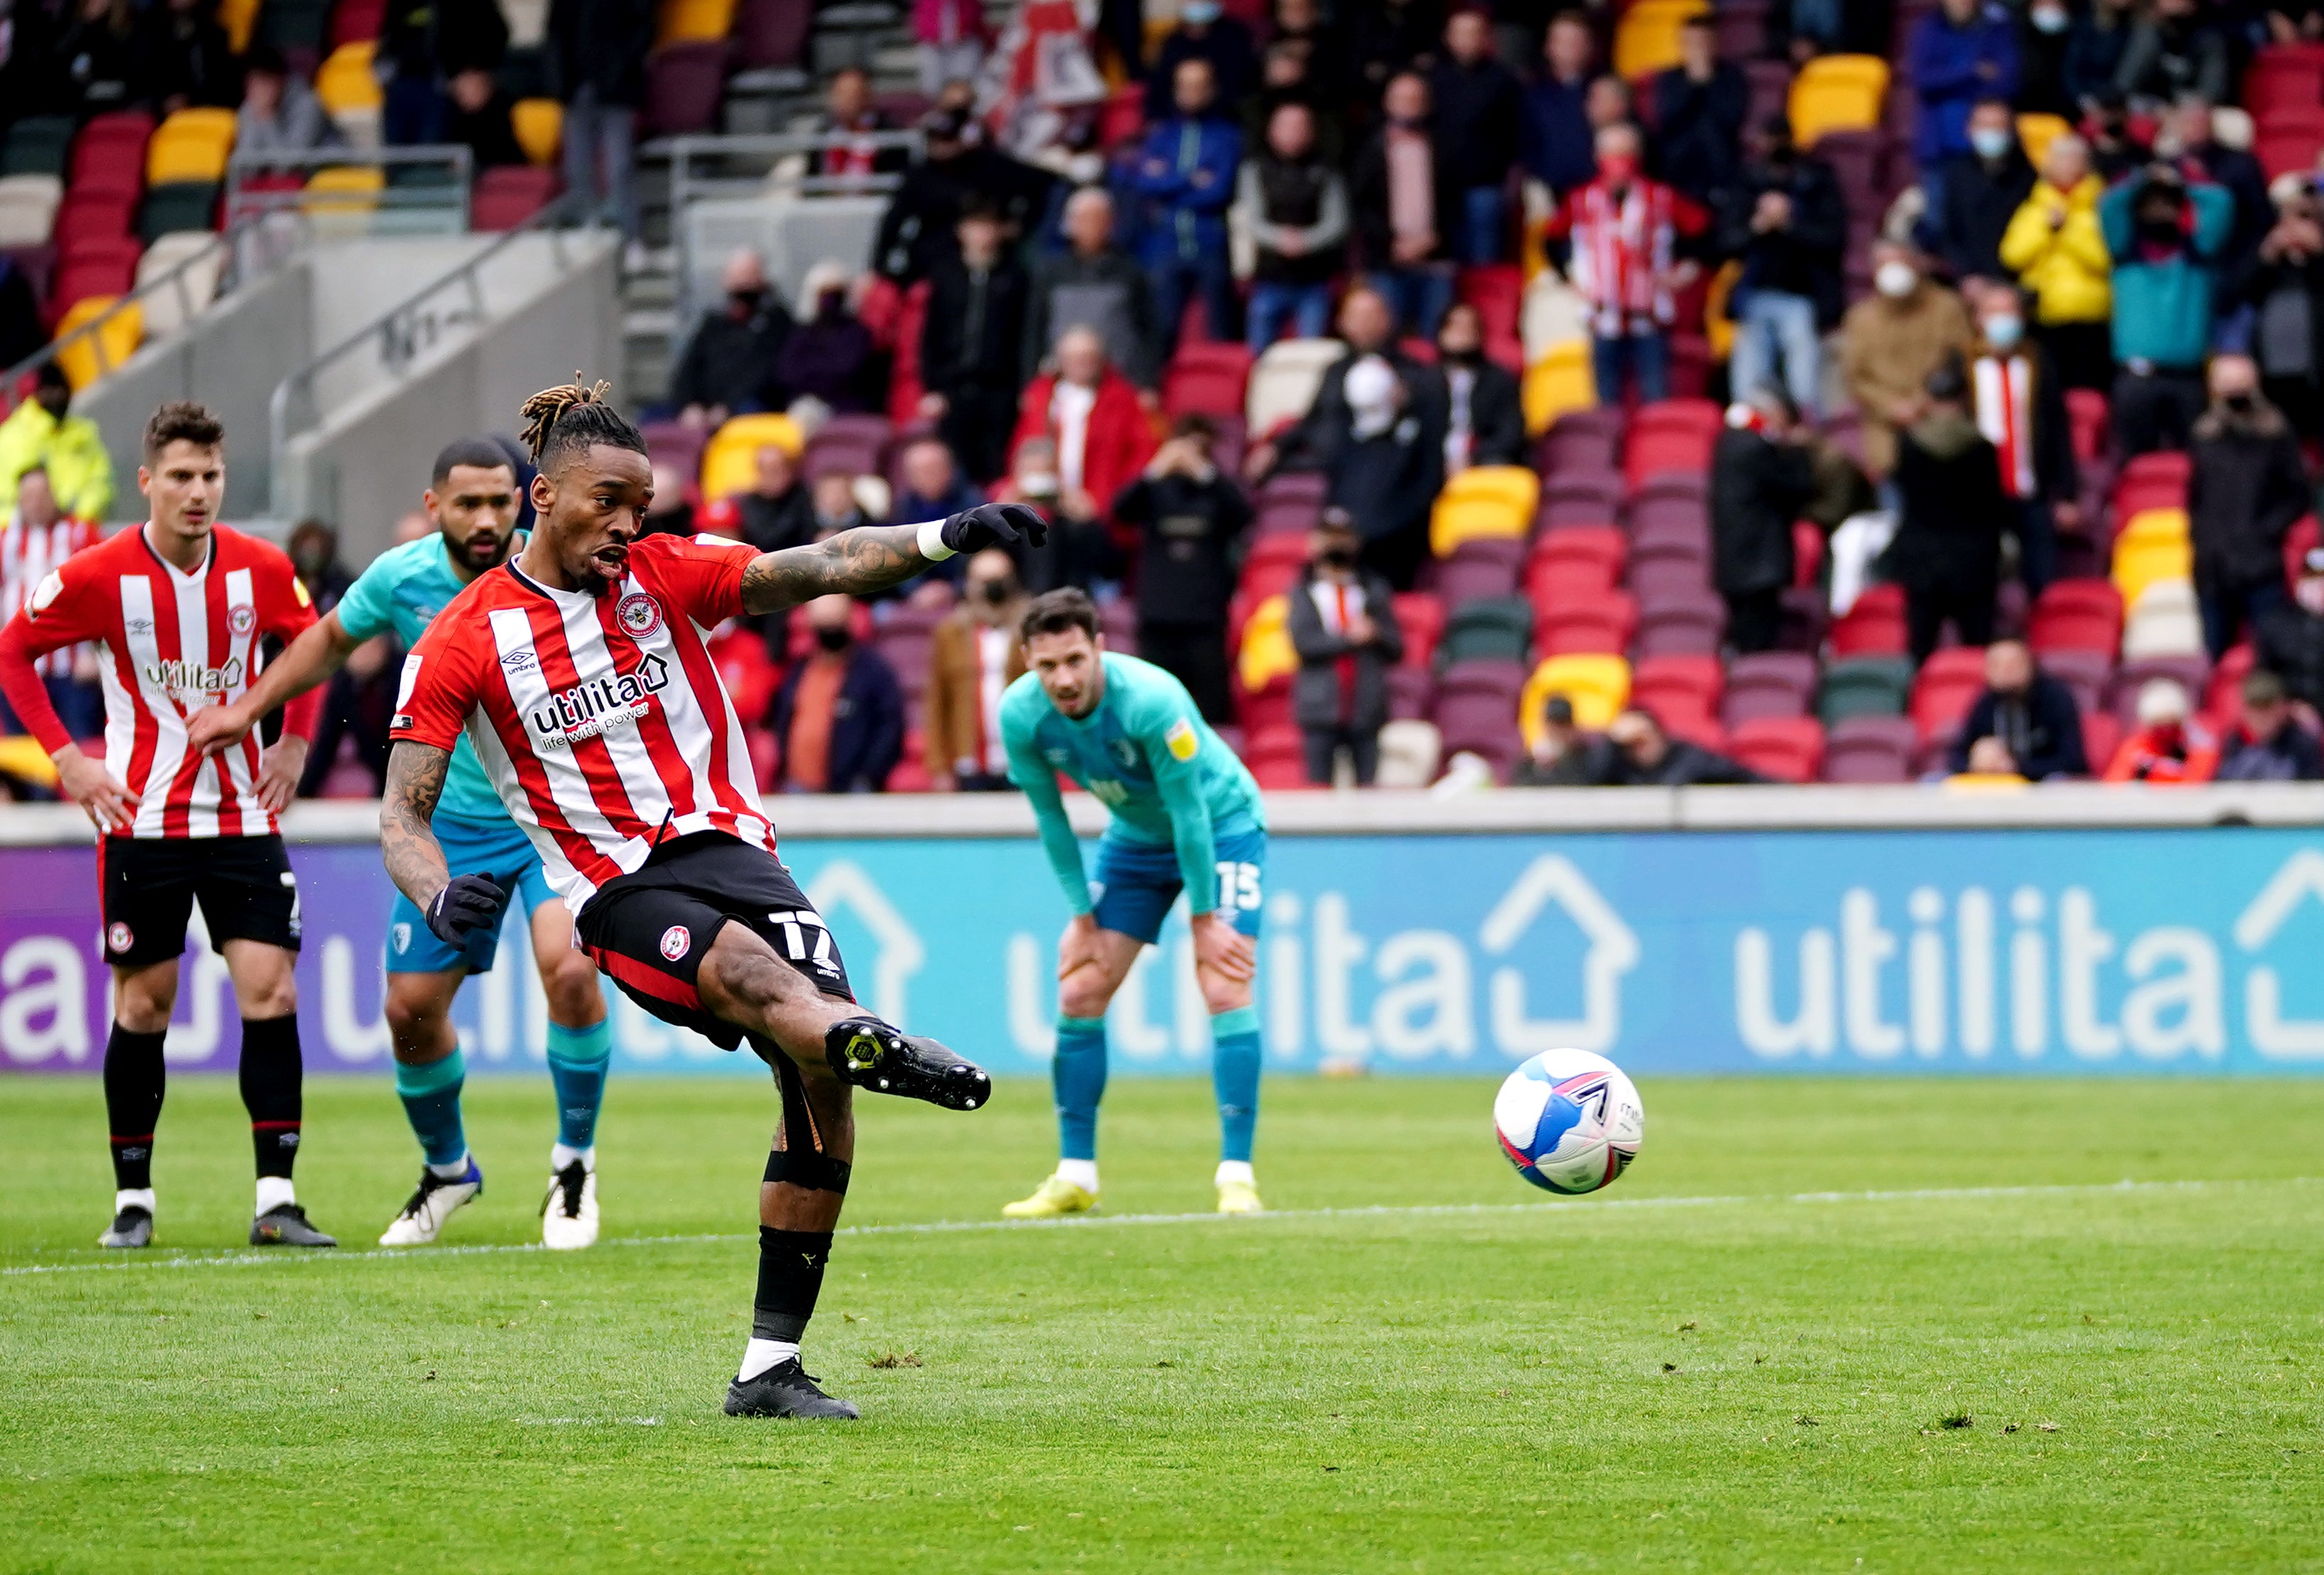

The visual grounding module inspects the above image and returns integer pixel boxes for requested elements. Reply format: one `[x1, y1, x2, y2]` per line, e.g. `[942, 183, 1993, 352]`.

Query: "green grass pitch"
[2, 1073, 2320, 1573]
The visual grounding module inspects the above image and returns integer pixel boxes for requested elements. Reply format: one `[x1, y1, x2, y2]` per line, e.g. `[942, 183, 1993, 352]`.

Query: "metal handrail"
[266, 196, 591, 517]
[224, 144, 477, 227]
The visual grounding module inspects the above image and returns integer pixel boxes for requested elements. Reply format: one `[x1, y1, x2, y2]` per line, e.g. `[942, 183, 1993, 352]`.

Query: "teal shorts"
[1090, 827, 1266, 945]
[386, 811, 556, 974]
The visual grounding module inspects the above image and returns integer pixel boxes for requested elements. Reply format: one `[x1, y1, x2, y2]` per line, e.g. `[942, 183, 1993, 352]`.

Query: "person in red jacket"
[1008, 325, 1159, 542]
[2104, 677, 2218, 783]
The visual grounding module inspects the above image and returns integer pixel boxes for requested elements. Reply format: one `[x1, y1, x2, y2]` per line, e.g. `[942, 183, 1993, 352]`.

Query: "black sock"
[237, 1016, 303, 1182]
[103, 1023, 168, 1192]
[752, 1226, 834, 1343]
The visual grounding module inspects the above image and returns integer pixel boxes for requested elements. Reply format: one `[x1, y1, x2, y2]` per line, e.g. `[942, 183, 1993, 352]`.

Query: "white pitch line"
[4, 1175, 2308, 1280]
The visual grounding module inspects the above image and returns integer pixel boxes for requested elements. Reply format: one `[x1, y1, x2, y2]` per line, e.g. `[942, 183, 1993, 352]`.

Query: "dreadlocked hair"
[518, 375, 646, 473]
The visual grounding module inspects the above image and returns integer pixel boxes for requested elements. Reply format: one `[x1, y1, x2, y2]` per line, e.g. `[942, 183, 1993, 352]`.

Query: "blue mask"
[1984, 314, 2023, 349]
[1970, 127, 2015, 161]
[1182, 1, 1222, 21]
[2030, 5, 2069, 31]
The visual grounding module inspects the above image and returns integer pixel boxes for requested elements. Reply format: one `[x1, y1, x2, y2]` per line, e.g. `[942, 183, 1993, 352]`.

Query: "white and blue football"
[1493, 1049, 1645, 1195]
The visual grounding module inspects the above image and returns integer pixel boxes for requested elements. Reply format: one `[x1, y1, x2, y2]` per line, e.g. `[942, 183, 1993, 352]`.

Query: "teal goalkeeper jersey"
[1001, 652, 1265, 915]
[333, 533, 513, 824]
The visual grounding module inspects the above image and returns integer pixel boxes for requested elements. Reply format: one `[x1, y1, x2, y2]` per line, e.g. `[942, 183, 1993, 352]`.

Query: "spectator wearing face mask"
[1546, 122, 1707, 409]
[2256, 547, 2324, 709]
[2103, 679, 2217, 783]
[775, 260, 881, 415]
[770, 595, 905, 792]
[994, 436, 1119, 594]
[1888, 360, 2011, 662]
[922, 205, 1033, 483]
[2013, 0, 2074, 116]
[1248, 287, 1439, 482]
[1111, 416, 1251, 722]
[1146, 0, 1259, 122]
[1327, 356, 1446, 591]
[1948, 638, 2087, 779]
[2113, 0, 2229, 110]
[1709, 386, 1816, 655]
[2102, 163, 2234, 455]
[1135, 58, 1244, 352]
[1968, 285, 2079, 593]
[1924, 97, 2036, 286]
[672, 249, 794, 431]
[1435, 304, 1524, 473]
[2215, 667, 2324, 780]
[2245, 176, 2324, 438]
[1839, 242, 1977, 477]
[1289, 512, 1405, 785]
[2188, 355, 2312, 660]
[2157, 102, 2274, 328]
[1237, 101, 1350, 353]
[925, 549, 1028, 790]
[1718, 116, 1846, 419]
[1510, 694, 1617, 785]
[1353, 70, 1460, 338]
[2000, 133, 2114, 393]
[1908, 0, 2019, 176]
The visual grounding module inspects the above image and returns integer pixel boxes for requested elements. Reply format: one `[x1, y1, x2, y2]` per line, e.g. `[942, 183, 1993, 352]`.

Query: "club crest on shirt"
[659, 924, 691, 961]
[392, 923, 411, 954]
[1112, 738, 1139, 769]
[229, 605, 255, 636]
[617, 593, 665, 640]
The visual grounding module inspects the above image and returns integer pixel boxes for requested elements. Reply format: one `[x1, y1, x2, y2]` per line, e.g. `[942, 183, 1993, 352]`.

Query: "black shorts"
[574, 831, 854, 1051]
[99, 834, 302, 967]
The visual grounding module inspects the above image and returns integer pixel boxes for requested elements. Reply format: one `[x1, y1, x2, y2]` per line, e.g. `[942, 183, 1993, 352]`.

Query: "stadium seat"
[3, 117, 75, 178]
[1435, 537, 1526, 606]
[1817, 654, 1914, 724]
[1628, 550, 1708, 603]
[2027, 579, 2124, 656]
[219, 0, 260, 50]
[1521, 652, 1630, 742]
[70, 112, 154, 198]
[734, 0, 812, 68]
[2200, 643, 2256, 723]
[2016, 112, 2070, 166]
[257, 0, 331, 52]
[1722, 650, 1817, 726]
[0, 175, 60, 246]
[1429, 491, 1529, 558]
[1910, 647, 1990, 741]
[1827, 581, 1907, 656]
[1438, 596, 1534, 666]
[315, 42, 383, 116]
[2040, 648, 2113, 716]
[471, 166, 560, 230]
[1163, 342, 1252, 419]
[1392, 592, 1446, 670]
[2120, 579, 2205, 659]
[645, 42, 729, 138]
[1822, 714, 1917, 782]
[54, 194, 136, 256]
[2080, 709, 2121, 773]
[802, 413, 891, 480]
[1789, 54, 1889, 146]
[331, 0, 386, 44]
[139, 182, 219, 242]
[1528, 522, 1625, 587]
[2109, 653, 2210, 727]
[2065, 387, 2109, 463]
[1443, 463, 1540, 522]
[1254, 496, 1320, 537]
[1623, 400, 1721, 486]
[1612, 0, 1706, 79]
[2111, 508, 2193, 609]
[1257, 469, 1327, 512]
[1630, 588, 1723, 659]
[146, 109, 237, 187]
[1630, 653, 1723, 726]
[1729, 715, 1824, 782]
[1537, 592, 1637, 656]
[512, 99, 564, 166]
[2246, 43, 2324, 114]
[1237, 672, 1291, 733]
[700, 413, 803, 499]
[1535, 413, 1622, 478]
[1384, 666, 1436, 724]
[1230, 534, 1313, 643]
[49, 238, 141, 323]
[51, 295, 139, 389]
[661, 0, 739, 44]
[1246, 337, 1341, 435]
[1522, 341, 1593, 434]
[1234, 595, 1298, 694]
[1538, 471, 1625, 530]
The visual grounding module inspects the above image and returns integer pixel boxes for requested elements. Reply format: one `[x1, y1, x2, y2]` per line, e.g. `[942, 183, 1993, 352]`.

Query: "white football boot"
[378, 1159, 483, 1245]
[541, 1159, 598, 1249]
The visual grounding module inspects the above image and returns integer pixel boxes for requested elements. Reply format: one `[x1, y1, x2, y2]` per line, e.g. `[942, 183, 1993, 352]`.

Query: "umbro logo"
[501, 648, 538, 672]
[124, 616, 154, 635]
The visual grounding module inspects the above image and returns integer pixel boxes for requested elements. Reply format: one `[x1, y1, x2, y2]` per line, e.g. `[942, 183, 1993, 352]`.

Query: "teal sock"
[1053, 1016, 1108, 1162]
[394, 1049, 468, 1168]
[1211, 1006, 1261, 1165]
[545, 1018, 612, 1150]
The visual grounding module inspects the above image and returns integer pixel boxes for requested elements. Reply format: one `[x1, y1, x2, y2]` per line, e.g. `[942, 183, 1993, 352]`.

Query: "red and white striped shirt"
[1550, 177, 1704, 337]
[1, 512, 101, 679]
[389, 532, 777, 910]
[0, 522, 318, 838]
[1971, 353, 2038, 500]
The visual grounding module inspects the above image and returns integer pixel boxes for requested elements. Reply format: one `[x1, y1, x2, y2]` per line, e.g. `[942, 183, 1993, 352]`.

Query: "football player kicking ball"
[380, 380, 1036, 1419]
[0, 402, 335, 1249]
[999, 588, 1269, 1219]
[188, 439, 615, 1249]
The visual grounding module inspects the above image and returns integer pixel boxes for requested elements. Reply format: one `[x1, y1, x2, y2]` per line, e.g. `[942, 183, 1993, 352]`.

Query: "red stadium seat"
[2202, 642, 2256, 724]
[331, 0, 388, 44]
[52, 195, 135, 254]
[1829, 582, 1907, 656]
[1631, 653, 1723, 724]
[470, 166, 560, 231]
[70, 112, 153, 196]
[1529, 522, 1625, 584]
[887, 280, 929, 425]
[1910, 647, 1990, 741]
[1097, 85, 1146, 150]
[2284, 515, 2319, 590]
[1723, 650, 1818, 726]
[2258, 112, 2324, 180]
[1538, 471, 1625, 530]
[1436, 537, 1525, 606]
[1392, 592, 1445, 669]
[1457, 264, 1523, 343]
[1537, 591, 1637, 656]
[2027, 580, 2124, 656]
[2246, 43, 2324, 116]
[1728, 715, 1825, 783]
[1632, 589, 1726, 658]
[1792, 520, 1825, 588]
[1163, 343, 1252, 418]
[1237, 674, 1291, 734]
[1822, 714, 1916, 782]
[2079, 709, 2120, 775]
[645, 42, 729, 139]
[735, 0, 812, 68]
[1623, 399, 1722, 487]
[2065, 387, 2110, 463]
[1525, 553, 1621, 615]
[2118, 449, 2191, 488]
[2109, 653, 2210, 726]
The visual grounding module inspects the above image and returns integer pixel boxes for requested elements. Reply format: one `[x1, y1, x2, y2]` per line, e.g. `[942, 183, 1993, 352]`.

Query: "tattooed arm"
[738, 522, 932, 615]
[380, 741, 453, 911]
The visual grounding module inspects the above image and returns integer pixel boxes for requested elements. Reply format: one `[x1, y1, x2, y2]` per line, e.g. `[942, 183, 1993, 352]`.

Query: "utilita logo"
[146, 656, 245, 696]
[529, 652, 671, 749]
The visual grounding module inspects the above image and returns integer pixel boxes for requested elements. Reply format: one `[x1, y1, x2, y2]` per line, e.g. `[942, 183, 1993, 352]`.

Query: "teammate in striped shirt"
[382, 380, 1043, 1419]
[0, 401, 337, 1249]
[188, 438, 617, 1249]
[0, 466, 103, 738]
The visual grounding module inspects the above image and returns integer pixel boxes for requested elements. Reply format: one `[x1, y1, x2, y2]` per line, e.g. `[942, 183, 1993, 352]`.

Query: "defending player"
[999, 588, 1268, 1220]
[0, 402, 335, 1249]
[380, 380, 1038, 1419]
[186, 439, 615, 1249]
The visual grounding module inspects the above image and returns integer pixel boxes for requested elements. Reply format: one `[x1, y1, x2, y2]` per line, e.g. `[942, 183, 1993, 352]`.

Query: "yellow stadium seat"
[147, 107, 237, 186]
[512, 100, 564, 167]
[53, 296, 141, 390]
[219, 0, 259, 53]
[1789, 55, 1890, 146]
[2111, 508, 2194, 610]
[1611, 0, 1707, 80]
[1442, 463, 1541, 525]
[316, 43, 384, 115]
[2016, 112, 2070, 166]
[1237, 594, 1296, 694]
[0, 733, 60, 785]
[1704, 258, 1741, 362]
[659, 0, 737, 45]
[1523, 343, 1595, 434]
[1522, 655, 1631, 746]
[306, 166, 384, 204]
[701, 414, 805, 500]
[1430, 495, 1528, 558]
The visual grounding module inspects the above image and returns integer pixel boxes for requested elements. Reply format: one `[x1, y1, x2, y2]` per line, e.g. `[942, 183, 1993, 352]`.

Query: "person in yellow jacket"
[1998, 133, 2113, 394]
[0, 362, 114, 522]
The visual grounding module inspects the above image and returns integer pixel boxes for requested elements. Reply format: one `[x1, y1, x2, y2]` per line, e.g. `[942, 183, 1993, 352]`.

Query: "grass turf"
[1, 1074, 2320, 1574]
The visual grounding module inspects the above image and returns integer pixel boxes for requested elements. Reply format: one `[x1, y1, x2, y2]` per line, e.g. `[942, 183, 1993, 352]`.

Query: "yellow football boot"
[1215, 1180, 1264, 1215]
[1001, 1173, 1098, 1219]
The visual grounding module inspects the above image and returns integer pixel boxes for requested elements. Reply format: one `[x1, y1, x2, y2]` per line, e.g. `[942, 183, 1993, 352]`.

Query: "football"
[1493, 1049, 1645, 1195]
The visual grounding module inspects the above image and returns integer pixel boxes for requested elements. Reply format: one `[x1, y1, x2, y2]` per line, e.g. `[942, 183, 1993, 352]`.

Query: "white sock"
[426, 1154, 470, 1180]
[551, 1142, 595, 1173]
[254, 1176, 297, 1215]
[738, 1338, 798, 1382]
[1055, 1159, 1099, 1194]
[114, 1187, 155, 1216]
[1215, 1161, 1255, 1188]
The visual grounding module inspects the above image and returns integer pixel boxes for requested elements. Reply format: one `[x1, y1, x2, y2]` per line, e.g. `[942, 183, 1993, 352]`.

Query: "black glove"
[940, 501, 1049, 554]
[425, 873, 507, 944]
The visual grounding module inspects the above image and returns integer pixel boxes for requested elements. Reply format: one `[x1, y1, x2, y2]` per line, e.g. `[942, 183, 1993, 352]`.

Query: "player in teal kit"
[187, 439, 614, 1247]
[999, 588, 1268, 1217]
